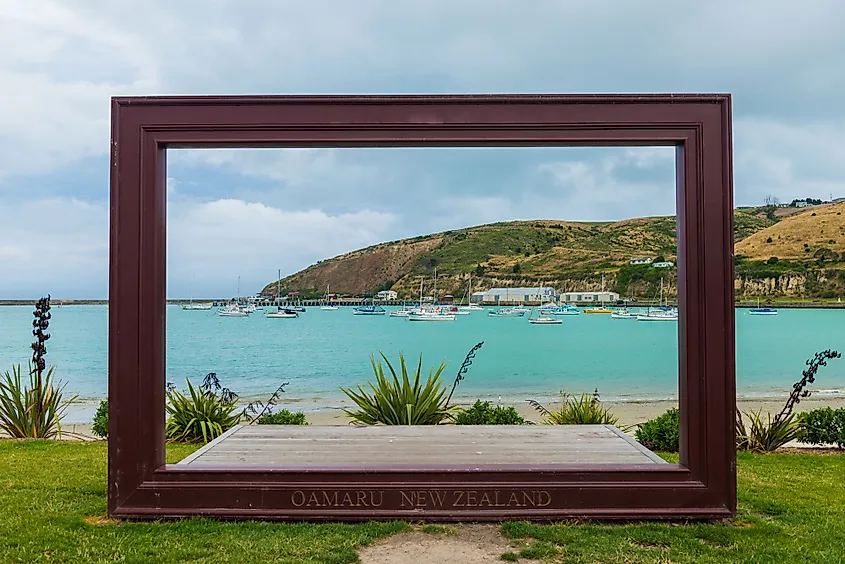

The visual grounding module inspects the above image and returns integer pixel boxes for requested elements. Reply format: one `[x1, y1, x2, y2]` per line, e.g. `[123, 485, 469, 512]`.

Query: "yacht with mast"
[218, 276, 251, 317]
[320, 284, 339, 310]
[458, 274, 484, 311]
[182, 275, 212, 310]
[748, 297, 778, 315]
[636, 278, 678, 321]
[266, 269, 299, 318]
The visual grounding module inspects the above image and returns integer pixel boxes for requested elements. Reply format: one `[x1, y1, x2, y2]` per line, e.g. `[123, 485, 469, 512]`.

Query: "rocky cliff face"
[734, 274, 807, 297]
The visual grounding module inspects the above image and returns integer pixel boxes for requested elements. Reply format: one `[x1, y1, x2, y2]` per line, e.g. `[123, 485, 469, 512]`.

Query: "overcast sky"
[1, 1, 844, 299]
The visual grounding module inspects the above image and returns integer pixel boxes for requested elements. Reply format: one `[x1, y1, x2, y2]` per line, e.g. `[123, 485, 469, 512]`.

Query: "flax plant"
[736, 349, 840, 452]
[340, 352, 456, 425]
[0, 363, 74, 438]
[529, 389, 632, 431]
[165, 376, 241, 444]
[0, 296, 76, 439]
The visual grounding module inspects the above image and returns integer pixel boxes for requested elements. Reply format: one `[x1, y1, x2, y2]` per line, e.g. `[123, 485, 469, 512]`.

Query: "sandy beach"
[45, 395, 845, 443]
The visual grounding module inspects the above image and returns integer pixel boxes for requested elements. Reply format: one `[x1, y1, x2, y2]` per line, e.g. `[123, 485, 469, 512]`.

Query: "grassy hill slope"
[262, 210, 785, 301]
[735, 201, 845, 261]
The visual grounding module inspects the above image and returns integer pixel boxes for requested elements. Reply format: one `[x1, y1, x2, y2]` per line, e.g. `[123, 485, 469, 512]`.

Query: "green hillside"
[260, 208, 841, 302]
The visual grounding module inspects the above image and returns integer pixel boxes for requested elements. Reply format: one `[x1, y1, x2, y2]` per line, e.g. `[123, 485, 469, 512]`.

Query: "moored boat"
[353, 303, 386, 315]
[407, 309, 456, 321]
[266, 307, 299, 318]
[488, 308, 525, 317]
[218, 304, 250, 317]
[529, 315, 562, 324]
[748, 298, 778, 315]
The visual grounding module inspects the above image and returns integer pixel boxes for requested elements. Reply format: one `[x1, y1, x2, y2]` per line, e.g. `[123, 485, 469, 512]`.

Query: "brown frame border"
[108, 94, 736, 521]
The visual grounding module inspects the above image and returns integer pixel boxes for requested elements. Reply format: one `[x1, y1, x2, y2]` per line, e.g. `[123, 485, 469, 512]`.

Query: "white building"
[629, 257, 653, 265]
[651, 261, 674, 268]
[562, 291, 620, 304]
[474, 287, 558, 305]
[376, 290, 398, 300]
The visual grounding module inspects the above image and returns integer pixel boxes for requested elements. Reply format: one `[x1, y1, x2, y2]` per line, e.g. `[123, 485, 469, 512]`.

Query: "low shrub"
[166, 375, 241, 443]
[635, 408, 679, 452]
[0, 363, 75, 439]
[454, 400, 525, 425]
[257, 409, 308, 425]
[736, 349, 841, 452]
[0, 297, 76, 439]
[92, 399, 108, 438]
[798, 407, 845, 448]
[528, 390, 627, 428]
[737, 409, 803, 452]
[340, 352, 456, 425]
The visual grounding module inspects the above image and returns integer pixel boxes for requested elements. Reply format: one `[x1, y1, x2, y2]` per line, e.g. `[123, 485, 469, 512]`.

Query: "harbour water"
[0, 304, 843, 421]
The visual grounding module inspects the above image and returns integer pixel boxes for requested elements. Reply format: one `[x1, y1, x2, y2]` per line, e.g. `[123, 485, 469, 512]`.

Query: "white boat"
[182, 302, 212, 310]
[182, 277, 213, 310]
[218, 304, 250, 317]
[748, 298, 778, 315]
[266, 308, 299, 318]
[611, 301, 638, 319]
[637, 279, 678, 321]
[529, 316, 562, 324]
[637, 309, 678, 321]
[458, 275, 484, 311]
[611, 309, 638, 319]
[408, 311, 456, 321]
[444, 306, 470, 315]
[528, 307, 562, 324]
[389, 303, 420, 317]
[488, 308, 525, 317]
[319, 284, 339, 310]
[219, 277, 250, 316]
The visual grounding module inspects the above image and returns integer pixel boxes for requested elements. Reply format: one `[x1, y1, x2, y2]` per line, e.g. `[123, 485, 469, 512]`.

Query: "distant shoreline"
[1, 299, 845, 308]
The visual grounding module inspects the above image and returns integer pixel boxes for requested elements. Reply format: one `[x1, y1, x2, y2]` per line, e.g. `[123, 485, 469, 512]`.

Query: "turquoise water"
[0, 305, 843, 421]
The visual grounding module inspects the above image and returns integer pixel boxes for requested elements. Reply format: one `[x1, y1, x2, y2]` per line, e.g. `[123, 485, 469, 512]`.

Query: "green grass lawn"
[1, 441, 843, 563]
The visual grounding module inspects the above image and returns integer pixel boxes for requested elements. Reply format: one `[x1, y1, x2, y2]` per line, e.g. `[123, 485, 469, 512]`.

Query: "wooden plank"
[176, 424, 243, 465]
[605, 425, 669, 464]
[180, 425, 667, 466]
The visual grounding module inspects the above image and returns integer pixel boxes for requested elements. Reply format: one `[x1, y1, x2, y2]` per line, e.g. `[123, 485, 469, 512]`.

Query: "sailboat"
[320, 284, 339, 310]
[636, 278, 678, 321]
[266, 269, 299, 318]
[407, 269, 456, 321]
[488, 288, 525, 317]
[528, 306, 562, 325]
[182, 275, 212, 310]
[748, 297, 778, 315]
[611, 294, 638, 319]
[219, 276, 251, 317]
[458, 274, 484, 311]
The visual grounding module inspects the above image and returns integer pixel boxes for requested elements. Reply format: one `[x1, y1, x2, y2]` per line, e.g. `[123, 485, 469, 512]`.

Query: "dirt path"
[358, 524, 521, 564]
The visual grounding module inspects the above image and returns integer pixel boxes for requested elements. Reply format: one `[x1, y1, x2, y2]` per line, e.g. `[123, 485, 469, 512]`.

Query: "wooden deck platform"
[178, 425, 666, 467]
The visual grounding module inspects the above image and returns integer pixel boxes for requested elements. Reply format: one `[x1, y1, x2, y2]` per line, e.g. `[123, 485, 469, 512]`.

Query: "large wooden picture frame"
[108, 94, 736, 520]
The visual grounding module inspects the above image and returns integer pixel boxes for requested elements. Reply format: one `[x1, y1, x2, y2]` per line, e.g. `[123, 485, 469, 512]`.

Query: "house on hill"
[376, 290, 398, 301]
[629, 257, 653, 265]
